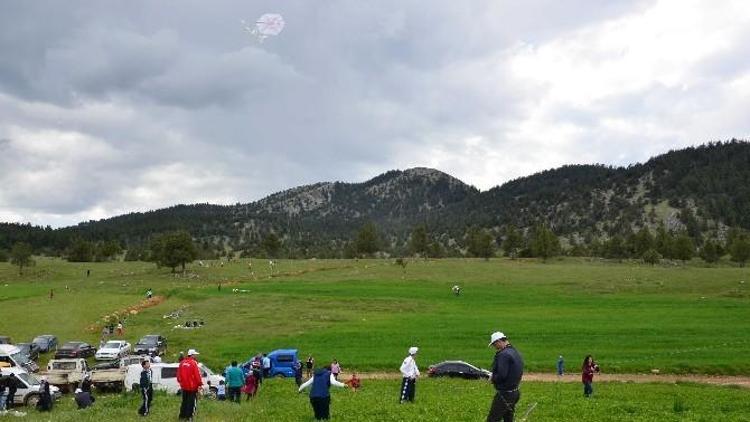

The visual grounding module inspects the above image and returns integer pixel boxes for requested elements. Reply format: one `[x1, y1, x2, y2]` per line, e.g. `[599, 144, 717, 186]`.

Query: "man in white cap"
[487, 332, 524, 422]
[177, 349, 203, 421]
[399, 346, 420, 403]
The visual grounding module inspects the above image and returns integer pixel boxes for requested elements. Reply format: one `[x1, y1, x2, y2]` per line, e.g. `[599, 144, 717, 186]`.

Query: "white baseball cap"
[408, 346, 418, 355]
[488, 331, 507, 346]
[187, 348, 200, 356]
[75, 388, 82, 394]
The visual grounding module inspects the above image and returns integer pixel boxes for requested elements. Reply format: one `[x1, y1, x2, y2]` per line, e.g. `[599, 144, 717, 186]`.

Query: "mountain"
[1, 140, 749, 258]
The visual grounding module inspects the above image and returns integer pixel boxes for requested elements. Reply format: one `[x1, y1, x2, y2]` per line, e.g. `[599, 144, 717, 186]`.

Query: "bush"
[642, 249, 662, 265]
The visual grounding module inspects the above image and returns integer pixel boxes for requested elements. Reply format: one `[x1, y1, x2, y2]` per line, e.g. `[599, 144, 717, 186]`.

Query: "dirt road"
[356, 372, 750, 388]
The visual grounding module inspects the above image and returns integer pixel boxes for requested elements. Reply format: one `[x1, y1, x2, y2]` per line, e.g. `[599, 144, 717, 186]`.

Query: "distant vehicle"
[134, 335, 167, 356]
[0, 336, 12, 344]
[32, 335, 58, 353]
[268, 349, 299, 377]
[90, 355, 145, 392]
[54, 342, 96, 359]
[44, 358, 90, 393]
[124, 362, 223, 398]
[0, 367, 62, 407]
[0, 344, 40, 373]
[427, 360, 491, 380]
[16, 342, 41, 361]
[95, 340, 131, 361]
[93, 355, 146, 370]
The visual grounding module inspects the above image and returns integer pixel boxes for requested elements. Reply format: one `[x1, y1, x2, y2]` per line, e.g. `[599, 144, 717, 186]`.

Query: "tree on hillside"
[654, 225, 675, 259]
[68, 238, 95, 262]
[150, 231, 197, 272]
[502, 225, 523, 258]
[355, 222, 380, 256]
[96, 240, 122, 261]
[10, 242, 34, 275]
[466, 227, 495, 260]
[409, 225, 429, 257]
[700, 240, 720, 264]
[729, 234, 750, 267]
[262, 232, 282, 258]
[529, 225, 560, 261]
[642, 248, 662, 265]
[0, 248, 8, 262]
[631, 227, 655, 257]
[673, 234, 695, 262]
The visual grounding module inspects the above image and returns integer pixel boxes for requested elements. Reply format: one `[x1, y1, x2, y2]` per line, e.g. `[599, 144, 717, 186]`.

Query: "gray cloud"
[0, 0, 749, 226]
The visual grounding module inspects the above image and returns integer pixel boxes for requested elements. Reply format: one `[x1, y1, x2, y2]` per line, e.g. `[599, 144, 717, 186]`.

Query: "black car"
[54, 342, 96, 359]
[16, 343, 40, 361]
[32, 335, 58, 352]
[427, 360, 491, 380]
[134, 335, 167, 356]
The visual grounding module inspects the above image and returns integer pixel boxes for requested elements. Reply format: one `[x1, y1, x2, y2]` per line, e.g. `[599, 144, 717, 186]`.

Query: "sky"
[1, 0, 749, 227]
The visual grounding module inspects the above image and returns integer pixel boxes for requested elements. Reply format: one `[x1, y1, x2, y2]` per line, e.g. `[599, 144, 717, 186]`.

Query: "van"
[0, 367, 61, 407]
[124, 362, 223, 398]
[267, 349, 299, 377]
[0, 344, 39, 373]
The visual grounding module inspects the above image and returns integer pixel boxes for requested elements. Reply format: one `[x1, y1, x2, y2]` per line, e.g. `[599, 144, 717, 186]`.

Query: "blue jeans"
[0, 392, 7, 410]
[583, 382, 593, 396]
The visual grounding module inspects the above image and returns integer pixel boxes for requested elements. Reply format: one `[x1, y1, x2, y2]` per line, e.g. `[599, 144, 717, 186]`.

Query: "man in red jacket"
[177, 349, 203, 420]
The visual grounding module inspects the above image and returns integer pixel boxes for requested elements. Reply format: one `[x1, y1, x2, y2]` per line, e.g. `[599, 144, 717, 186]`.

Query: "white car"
[0, 367, 61, 407]
[95, 340, 131, 361]
[124, 362, 223, 398]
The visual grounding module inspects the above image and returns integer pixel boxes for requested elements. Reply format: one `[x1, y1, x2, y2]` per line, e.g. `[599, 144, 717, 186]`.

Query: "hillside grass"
[0, 257, 749, 376]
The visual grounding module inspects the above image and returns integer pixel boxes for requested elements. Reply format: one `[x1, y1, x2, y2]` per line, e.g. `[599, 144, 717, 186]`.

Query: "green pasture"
[0, 257, 749, 375]
[17, 378, 750, 421]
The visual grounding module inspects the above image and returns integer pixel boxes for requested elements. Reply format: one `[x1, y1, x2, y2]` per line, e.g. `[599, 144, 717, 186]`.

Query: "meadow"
[1, 257, 749, 420]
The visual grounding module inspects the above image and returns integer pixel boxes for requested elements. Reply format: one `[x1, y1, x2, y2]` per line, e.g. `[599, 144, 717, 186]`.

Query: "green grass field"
[1, 257, 749, 420]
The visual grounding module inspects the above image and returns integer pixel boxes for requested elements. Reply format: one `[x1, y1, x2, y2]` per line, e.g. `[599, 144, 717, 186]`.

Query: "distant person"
[306, 355, 315, 378]
[330, 360, 341, 380]
[49, 289, 54, 299]
[151, 353, 162, 363]
[298, 365, 348, 420]
[241, 371, 258, 400]
[37, 377, 53, 411]
[138, 360, 154, 416]
[216, 380, 226, 401]
[452, 285, 461, 296]
[177, 349, 203, 420]
[251, 359, 263, 386]
[146, 288, 153, 299]
[87, 269, 91, 277]
[0, 375, 8, 410]
[487, 331, 524, 422]
[582, 355, 600, 397]
[557, 355, 565, 377]
[345, 372, 361, 392]
[6, 373, 17, 409]
[75, 388, 95, 409]
[293, 361, 303, 387]
[399, 347, 420, 403]
[80, 374, 93, 393]
[262, 354, 271, 378]
[116, 322, 124, 336]
[225, 361, 245, 403]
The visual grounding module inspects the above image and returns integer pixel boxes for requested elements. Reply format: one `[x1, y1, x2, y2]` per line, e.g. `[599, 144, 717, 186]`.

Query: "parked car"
[124, 362, 223, 398]
[0, 367, 61, 407]
[0, 336, 12, 344]
[427, 360, 491, 379]
[54, 342, 96, 359]
[133, 335, 167, 356]
[0, 344, 40, 373]
[32, 335, 58, 353]
[16, 342, 40, 361]
[241, 349, 299, 378]
[95, 340, 131, 361]
[93, 355, 146, 370]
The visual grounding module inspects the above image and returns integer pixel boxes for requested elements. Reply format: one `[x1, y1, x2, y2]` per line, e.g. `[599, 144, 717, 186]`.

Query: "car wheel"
[25, 393, 40, 407]
[206, 387, 218, 400]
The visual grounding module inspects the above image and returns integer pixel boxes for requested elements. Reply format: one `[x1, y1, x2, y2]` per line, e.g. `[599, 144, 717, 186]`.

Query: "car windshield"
[51, 361, 77, 370]
[18, 372, 40, 386]
[62, 343, 80, 349]
[33, 337, 45, 344]
[139, 337, 157, 345]
[11, 352, 30, 365]
[103, 342, 121, 348]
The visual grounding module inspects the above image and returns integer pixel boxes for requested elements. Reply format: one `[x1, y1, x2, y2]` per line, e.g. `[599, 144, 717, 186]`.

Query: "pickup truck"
[0, 367, 61, 407]
[89, 355, 144, 392]
[44, 358, 90, 393]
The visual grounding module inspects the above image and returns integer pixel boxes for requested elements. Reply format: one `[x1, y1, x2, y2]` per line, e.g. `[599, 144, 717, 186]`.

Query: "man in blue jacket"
[138, 360, 154, 416]
[487, 331, 524, 422]
[298, 365, 348, 420]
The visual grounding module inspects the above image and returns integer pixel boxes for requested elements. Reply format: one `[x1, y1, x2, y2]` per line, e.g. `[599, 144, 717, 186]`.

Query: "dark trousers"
[179, 390, 197, 420]
[487, 390, 520, 422]
[310, 396, 331, 420]
[399, 377, 416, 403]
[138, 387, 153, 415]
[228, 386, 242, 402]
[584, 382, 593, 397]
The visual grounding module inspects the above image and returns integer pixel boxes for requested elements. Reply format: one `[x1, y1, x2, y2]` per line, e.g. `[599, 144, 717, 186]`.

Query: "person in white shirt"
[399, 346, 420, 403]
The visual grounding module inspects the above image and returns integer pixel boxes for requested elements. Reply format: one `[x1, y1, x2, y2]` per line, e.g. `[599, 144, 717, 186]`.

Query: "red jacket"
[582, 362, 598, 383]
[177, 357, 203, 392]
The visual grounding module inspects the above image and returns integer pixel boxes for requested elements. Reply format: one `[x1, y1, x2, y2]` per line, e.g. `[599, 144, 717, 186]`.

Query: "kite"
[242, 13, 285, 42]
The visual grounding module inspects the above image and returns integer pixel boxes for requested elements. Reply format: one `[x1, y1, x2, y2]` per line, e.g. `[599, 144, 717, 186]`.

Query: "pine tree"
[502, 225, 523, 258]
[10, 242, 34, 275]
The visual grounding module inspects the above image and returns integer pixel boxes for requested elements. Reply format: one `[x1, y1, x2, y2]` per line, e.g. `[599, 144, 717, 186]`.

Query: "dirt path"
[355, 372, 750, 388]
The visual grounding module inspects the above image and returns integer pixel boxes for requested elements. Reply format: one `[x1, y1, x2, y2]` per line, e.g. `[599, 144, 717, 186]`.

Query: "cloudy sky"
[1, 0, 749, 227]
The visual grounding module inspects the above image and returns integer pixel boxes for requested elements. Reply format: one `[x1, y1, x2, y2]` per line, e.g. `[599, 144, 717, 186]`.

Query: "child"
[345, 372, 361, 392]
[217, 380, 226, 401]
